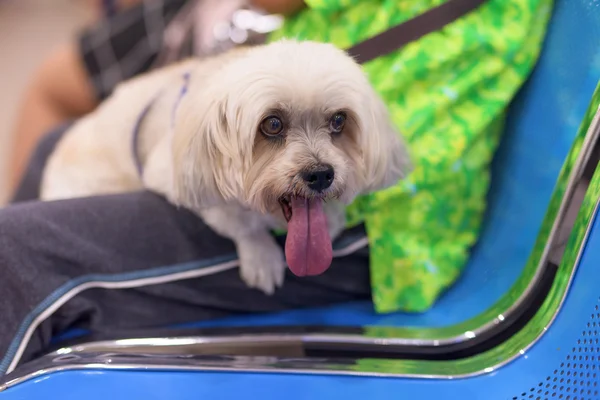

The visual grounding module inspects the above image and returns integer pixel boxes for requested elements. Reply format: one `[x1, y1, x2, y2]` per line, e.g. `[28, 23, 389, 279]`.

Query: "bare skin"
[8, 0, 305, 194]
[8, 43, 98, 191]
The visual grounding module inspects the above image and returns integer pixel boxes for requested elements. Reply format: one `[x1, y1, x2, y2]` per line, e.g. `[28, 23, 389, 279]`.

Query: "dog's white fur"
[41, 40, 411, 294]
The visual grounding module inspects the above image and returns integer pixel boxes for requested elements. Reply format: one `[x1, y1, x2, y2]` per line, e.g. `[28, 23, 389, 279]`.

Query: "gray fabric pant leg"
[0, 126, 371, 375]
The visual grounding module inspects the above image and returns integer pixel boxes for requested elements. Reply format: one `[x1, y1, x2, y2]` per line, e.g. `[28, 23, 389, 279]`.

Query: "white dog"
[40, 40, 411, 294]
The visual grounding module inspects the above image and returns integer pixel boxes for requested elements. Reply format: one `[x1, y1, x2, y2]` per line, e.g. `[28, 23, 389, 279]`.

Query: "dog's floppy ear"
[170, 92, 244, 211]
[360, 92, 413, 193]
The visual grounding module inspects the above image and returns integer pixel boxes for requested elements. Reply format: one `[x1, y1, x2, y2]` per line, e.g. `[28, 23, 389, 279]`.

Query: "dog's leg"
[198, 204, 285, 295]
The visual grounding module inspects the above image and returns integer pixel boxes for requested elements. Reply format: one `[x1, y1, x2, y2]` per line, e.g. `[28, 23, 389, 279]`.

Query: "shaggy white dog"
[40, 40, 411, 294]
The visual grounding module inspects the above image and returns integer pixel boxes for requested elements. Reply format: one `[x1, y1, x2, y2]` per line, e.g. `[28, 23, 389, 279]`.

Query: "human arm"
[250, 0, 306, 15]
[8, 42, 97, 192]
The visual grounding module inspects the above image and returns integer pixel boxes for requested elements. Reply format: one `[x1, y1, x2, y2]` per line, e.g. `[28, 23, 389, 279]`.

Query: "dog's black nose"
[302, 164, 335, 193]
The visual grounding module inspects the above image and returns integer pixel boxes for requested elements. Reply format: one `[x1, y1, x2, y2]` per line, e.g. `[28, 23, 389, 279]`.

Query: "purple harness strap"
[131, 72, 191, 177]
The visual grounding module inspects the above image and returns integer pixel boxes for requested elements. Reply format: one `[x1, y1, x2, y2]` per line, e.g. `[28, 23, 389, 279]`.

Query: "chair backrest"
[444, 0, 600, 321]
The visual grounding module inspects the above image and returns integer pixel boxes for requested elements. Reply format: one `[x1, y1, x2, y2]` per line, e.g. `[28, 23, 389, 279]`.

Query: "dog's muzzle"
[300, 164, 335, 193]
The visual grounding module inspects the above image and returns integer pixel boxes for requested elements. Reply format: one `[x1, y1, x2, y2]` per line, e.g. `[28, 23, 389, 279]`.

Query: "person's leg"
[0, 191, 370, 376]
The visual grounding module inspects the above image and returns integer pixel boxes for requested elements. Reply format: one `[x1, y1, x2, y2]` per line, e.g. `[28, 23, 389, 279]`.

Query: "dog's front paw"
[236, 234, 285, 295]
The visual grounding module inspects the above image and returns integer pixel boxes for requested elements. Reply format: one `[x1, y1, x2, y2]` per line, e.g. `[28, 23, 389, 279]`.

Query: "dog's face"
[247, 100, 372, 219]
[172, 40, 411, 216]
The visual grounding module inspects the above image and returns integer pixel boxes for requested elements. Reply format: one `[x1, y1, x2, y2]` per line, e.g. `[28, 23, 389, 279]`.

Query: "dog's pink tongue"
[285, 197, 332, 277]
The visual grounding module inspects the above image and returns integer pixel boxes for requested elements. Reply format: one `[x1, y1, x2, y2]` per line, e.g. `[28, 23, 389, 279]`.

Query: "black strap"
[347, 0, 488, 65]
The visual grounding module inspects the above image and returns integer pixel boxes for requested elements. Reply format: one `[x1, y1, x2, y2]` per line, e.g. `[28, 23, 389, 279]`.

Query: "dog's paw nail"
[263, 286, 275, 295]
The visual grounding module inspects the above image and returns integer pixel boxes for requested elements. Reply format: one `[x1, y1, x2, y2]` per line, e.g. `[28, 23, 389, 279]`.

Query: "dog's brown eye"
[330, 112, 346, 133]
[260, 116, 284, 136]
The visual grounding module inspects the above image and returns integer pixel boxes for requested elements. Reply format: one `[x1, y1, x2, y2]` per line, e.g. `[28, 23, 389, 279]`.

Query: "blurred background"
[0, 0, 93, 204]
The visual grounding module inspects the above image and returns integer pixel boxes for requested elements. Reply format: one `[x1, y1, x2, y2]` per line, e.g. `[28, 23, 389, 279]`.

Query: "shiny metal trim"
[466, 184, 600, 375]
[0, 353, 442, 391]
[49, 336, 307, 357]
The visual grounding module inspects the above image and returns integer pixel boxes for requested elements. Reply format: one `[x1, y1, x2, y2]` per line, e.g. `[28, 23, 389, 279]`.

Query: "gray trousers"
[0, 125, 370, 375]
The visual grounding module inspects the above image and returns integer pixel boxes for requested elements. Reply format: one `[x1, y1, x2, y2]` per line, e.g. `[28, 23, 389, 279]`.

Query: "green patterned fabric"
[268, 0, 553, 313]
